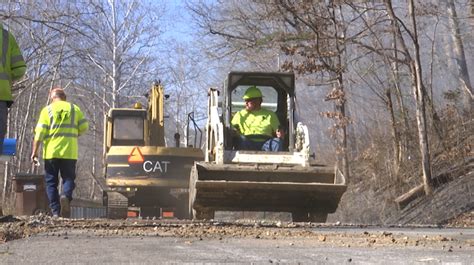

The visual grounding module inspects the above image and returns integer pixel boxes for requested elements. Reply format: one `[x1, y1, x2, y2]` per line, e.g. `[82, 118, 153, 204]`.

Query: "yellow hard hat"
[134, 102, 142, 109]
[243, 86, 262, 100]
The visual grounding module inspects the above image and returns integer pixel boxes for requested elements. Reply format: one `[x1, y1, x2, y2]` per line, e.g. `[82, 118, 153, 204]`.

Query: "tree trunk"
[90, 100, 97, 200]
[471, 0, 474, 16]
[390, 25, 409, 167]
[330, 2, 349, 180]
[384, 0, 434, 194]
[335, 75, 349, 179]
[408, 0, 433, 195]
[446, 0, 473, 114]
[386, 89, 400, 172]
[2, 162, 10, 210]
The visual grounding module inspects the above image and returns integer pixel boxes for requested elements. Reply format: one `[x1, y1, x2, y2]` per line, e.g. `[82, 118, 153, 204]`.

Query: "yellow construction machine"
[189, 72, 347, 222]
[104, 82, 203, 219]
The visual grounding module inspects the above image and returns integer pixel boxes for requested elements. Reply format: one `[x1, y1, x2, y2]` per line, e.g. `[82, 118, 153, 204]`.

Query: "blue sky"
[161, 0, 197, 43]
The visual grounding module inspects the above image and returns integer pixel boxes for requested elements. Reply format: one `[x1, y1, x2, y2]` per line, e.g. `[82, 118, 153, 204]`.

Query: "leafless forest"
[0, 0, 472, 224]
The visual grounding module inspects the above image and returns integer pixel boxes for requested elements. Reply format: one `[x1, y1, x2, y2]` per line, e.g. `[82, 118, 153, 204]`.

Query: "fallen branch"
[395, 157, 474, 209]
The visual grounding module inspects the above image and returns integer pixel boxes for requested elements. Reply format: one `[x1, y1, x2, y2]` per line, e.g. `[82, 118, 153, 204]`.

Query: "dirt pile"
[0, 215, 51, 242]
[1, 216, 472, 250]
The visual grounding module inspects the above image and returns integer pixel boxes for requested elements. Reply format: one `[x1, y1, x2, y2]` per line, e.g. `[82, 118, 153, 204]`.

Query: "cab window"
[113, 116, 144, 141]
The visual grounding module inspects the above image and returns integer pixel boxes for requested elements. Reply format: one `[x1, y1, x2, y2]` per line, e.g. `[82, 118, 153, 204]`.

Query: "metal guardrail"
[70, 206, 106, 219]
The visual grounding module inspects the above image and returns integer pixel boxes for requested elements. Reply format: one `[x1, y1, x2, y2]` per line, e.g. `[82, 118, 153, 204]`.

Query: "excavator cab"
[189, 72, 347, 222]
[105, 108, 146, 149]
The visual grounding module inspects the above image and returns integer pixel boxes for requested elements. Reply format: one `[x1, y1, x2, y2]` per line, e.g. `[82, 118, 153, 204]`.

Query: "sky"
[161, 0, 197, 43]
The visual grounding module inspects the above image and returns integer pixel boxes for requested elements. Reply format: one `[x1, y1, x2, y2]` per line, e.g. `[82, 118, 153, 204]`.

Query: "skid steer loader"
[189, 72, 347, 222]
[104, 82, 203, 219]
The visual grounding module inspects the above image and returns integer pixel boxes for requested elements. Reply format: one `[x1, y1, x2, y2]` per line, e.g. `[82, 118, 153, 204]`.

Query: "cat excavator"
[104, 82, 203, 219]
[189, 72, 347, 222]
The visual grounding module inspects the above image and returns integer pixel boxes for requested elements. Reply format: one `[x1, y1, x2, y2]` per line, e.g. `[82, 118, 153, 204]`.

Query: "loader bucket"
[189, 162, 347, 222]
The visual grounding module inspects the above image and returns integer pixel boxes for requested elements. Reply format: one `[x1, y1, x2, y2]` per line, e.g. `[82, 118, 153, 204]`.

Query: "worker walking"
[31, 88, 88, 218]
[0, 23, 27, 155]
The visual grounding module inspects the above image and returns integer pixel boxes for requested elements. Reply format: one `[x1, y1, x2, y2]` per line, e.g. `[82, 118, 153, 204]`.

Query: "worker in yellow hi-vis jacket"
[31, 88, 88, 218]
[0, 23, 27, 155]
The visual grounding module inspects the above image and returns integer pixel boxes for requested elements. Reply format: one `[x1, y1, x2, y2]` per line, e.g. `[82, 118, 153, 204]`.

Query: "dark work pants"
[0, 101, 8, 155]
[44, 159, 77, 215]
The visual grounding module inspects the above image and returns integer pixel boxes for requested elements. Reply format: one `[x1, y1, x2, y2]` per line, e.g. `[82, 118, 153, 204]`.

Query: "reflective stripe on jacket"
[34, 101, 89, 159]
[0, 25, 27, 103]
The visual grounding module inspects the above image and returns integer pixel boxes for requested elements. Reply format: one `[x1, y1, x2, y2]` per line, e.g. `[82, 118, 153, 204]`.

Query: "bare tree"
[445, 0, 473, 114]
[161, 42, 208, 146]
[384, 0, 433, 194]
[72, 0, 165, 108]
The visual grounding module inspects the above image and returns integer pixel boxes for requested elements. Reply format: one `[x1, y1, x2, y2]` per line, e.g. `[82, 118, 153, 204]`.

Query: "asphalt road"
[1, 226, 472, 264]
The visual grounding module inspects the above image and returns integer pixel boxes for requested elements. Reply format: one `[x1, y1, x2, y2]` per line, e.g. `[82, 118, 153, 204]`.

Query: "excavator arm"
[148, 82, 165, 146]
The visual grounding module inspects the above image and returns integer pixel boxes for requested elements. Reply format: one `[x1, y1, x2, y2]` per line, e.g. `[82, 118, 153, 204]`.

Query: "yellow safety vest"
[0, 25, 26, 105]
[231, 108, 280, 141]
[34, 101, 89, 159]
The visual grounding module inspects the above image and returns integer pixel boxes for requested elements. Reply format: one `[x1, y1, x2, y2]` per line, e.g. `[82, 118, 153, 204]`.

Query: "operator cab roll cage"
[222, 72, 296, 152]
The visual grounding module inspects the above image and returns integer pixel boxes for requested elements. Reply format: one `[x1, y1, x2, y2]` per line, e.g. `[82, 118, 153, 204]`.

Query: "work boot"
[60, 196, 71, 218]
